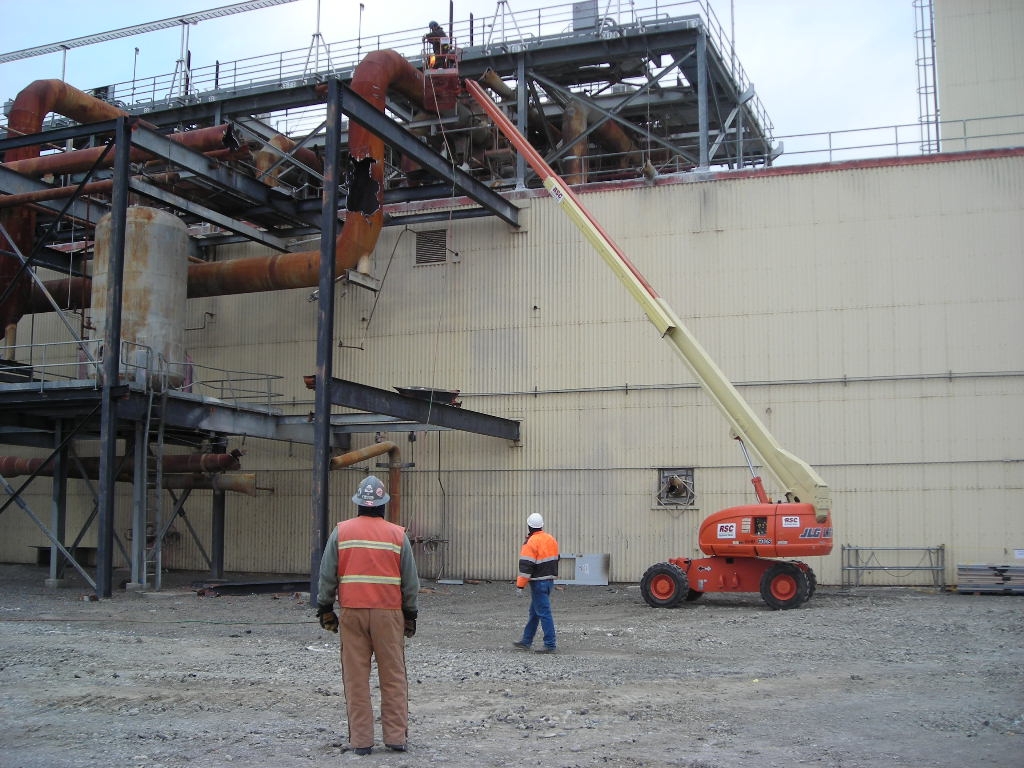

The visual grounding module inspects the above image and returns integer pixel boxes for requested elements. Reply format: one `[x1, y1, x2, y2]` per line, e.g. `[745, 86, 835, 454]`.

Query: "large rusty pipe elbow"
[21, 52, 434, 311]
[1, 80, 137, 342]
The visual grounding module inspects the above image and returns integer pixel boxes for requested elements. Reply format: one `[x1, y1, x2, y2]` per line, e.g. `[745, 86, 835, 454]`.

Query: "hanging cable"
[349, 226, 409, 351]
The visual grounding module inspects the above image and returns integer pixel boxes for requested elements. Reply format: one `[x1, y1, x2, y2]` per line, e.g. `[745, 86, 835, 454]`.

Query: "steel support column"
[46, 420, 68, 586]
[697, 31, 709, 169]
[210, 436, 228, 579]
[130, 422, 147, 587]
[96, 117, 132, 598]
[516, 55, 528, 188]
[310, 79, 342, 603]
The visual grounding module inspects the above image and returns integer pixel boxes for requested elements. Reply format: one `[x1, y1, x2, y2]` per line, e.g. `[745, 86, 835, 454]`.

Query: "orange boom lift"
[466, 79, 832, 610]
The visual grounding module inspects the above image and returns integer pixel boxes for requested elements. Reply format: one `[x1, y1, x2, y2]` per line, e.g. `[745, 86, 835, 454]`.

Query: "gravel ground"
[0, 563, 1021, 768]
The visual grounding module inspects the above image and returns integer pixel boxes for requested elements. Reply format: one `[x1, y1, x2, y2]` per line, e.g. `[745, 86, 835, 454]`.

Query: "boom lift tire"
[759, 562, 811, 610]
[640, 562, 689, 608]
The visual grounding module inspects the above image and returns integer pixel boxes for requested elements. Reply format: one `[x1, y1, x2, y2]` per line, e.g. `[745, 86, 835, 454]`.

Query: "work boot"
[512, 641, 531, 650]
[352, 747, 372, 756]
[386, 744, 407, 752]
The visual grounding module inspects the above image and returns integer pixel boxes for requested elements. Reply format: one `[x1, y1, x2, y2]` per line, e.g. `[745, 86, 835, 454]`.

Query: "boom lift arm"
[465, 80, 830, 521]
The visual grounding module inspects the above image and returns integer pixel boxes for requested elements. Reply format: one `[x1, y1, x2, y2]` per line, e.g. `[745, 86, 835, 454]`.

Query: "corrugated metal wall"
[3, 153, 1022, 588]
[935, 0, 1024, 150]
[190, 152, 1024, 584]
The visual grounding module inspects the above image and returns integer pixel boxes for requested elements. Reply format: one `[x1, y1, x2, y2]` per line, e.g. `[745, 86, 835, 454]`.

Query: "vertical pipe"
[210, 437, 227, 579]
[130, 423, 147, 586]
[310, 78, 342, 604]
[47, 421, 68, 587]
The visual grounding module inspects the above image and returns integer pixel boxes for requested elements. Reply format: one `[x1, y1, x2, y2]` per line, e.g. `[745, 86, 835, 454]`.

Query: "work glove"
[403, 608, 417, 638]
[316, 603, 339, 633]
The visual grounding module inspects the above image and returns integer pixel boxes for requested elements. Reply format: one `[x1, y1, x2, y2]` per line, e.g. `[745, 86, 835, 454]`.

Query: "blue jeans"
[520, 579, 556, 649]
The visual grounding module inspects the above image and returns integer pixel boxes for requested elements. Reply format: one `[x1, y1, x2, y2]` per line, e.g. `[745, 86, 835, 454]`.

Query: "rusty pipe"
[0, 80, 230, 340]
[478, 68, 560, 142]
[21, 52, 433, 312]
[0, 173, 180, 209]
[562, 100, 589, 185]
[253, 134, 324, 187]
[186, 49, 430, 297]
[590, 112, 643, 169]
[0, 451, 242, 479]
[4, 80, 135, 154]
[3, 124, 239, 178]
[0, 458, 253, 494]
[329, 440, 403, 526]
[1, 80, 144, 345]
[561, 99, 642, 185]
[479, 68, 517, 101]
[161, 473, 257, 496]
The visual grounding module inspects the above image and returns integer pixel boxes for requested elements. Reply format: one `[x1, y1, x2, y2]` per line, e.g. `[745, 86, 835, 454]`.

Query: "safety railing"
[0, 338, 284, 409]
[841, 544, 946, 589]
[4, 2, 1021, 173]
[181, 360, 284, 411]
[770, 114, 1024, 166]
[1, 1, 771, 139]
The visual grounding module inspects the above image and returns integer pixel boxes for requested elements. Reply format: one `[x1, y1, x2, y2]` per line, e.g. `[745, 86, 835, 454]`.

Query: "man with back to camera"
[513, 512, 560, 653]
[316, 475, 420, 755]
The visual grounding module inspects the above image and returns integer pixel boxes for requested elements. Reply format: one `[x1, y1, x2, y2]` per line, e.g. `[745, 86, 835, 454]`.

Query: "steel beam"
[0, 119, 119, 152]
[126, 178, 291, 251]
[337, 84, 520, 228]
[0, 166, 109, 229]
[319, 377, 521, 442]
[128, 124, 318, 226]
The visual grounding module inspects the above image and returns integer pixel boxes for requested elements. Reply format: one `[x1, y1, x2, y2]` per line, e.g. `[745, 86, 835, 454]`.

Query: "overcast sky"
[0, 0, 922, 148]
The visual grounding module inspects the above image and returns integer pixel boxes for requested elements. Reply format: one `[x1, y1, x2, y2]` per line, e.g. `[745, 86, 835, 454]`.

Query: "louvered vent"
[415, 229, 448, 265]
[657, 468, 696, 507]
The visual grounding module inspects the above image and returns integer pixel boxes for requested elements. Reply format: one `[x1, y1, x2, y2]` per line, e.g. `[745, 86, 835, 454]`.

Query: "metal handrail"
[2, 1, 772, 139]
[3, 3, 1021, 172]
[1, 338, 284, 408]
[770, 113, 1024, 165]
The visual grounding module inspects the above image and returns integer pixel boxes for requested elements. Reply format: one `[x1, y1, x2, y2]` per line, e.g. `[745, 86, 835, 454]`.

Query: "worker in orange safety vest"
[512, 512, 559, 653]
[316, 475, 420, 756]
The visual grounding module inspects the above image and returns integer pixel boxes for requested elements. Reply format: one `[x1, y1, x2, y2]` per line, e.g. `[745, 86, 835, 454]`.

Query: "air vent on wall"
[657, 467, 696, 507]
[415, 229, 448, 265]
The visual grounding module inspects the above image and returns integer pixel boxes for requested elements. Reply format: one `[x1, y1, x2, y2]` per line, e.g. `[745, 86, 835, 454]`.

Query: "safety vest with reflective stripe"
[517, 530, 560, 588]
[336, 515, 404, 609]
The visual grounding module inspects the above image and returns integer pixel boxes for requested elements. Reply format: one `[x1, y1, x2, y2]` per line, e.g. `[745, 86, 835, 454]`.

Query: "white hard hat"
[352, 475, 390, 506]
[527, 513, 544, 529]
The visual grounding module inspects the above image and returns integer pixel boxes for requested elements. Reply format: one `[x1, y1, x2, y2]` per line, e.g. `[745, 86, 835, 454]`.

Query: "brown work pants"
[339, 607, 408, 749]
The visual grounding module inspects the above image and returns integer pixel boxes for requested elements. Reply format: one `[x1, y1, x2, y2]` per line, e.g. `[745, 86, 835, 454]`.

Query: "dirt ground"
[1, 563, 1021, 768]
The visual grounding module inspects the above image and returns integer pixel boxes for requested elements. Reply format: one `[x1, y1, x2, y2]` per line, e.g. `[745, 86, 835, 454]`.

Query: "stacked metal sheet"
[956, 564, 1024, 594]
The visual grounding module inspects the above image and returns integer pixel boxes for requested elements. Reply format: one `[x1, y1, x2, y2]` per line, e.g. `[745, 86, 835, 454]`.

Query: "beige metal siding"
[935, 0, 1024, 149]
[4, 152, 1022, 589]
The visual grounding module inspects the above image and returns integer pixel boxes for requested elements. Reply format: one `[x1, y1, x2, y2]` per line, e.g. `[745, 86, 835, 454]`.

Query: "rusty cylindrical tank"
[91, 207, 188, 389]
